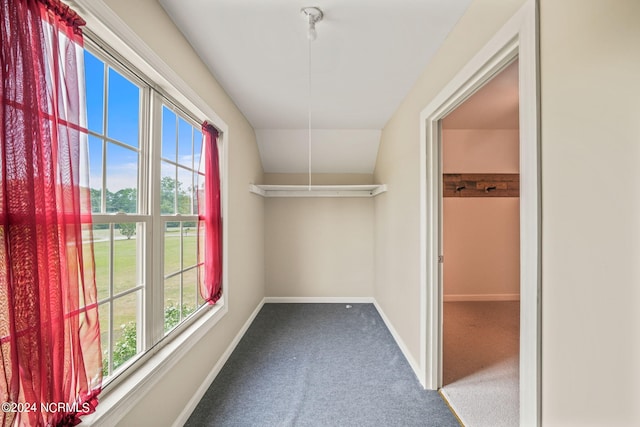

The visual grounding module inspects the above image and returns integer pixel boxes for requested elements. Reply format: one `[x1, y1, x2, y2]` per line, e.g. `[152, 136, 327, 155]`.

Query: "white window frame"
[153, 96, 210, 339]
[83, 41, 151, 379]
[74, 1, 229, 425]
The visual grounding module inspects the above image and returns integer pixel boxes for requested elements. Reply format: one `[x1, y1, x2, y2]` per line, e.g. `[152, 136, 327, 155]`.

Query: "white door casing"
[419, 1, 540, 425]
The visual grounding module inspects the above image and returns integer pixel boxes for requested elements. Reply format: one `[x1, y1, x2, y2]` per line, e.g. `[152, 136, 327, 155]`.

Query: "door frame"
[418, 0, 540, 425]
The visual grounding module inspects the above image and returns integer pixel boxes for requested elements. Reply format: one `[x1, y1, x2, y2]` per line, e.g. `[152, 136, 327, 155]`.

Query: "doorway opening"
[419, 1, 540, 425]
[440, 60, 520, 426]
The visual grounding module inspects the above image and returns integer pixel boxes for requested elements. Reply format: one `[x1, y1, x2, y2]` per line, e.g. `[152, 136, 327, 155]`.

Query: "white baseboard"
[172, 299, 265, 427]
[264, 296, 375, 304]
[444, 293, 520, 302]
[373, 300, 424, 385]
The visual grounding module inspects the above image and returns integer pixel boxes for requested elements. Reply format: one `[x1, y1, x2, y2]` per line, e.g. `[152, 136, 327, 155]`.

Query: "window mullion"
[101, 63, 108, 213]
[147, 90, 165, 349]
[108, 224, 115, 376]
[136, 85, 149, 356]
[179, 222, 184, 322]
[173, 114, 179, 214]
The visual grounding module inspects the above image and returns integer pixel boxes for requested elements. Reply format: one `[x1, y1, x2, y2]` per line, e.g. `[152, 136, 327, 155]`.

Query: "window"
[160, 105, 205, 332]
[83, 40, 218, 382]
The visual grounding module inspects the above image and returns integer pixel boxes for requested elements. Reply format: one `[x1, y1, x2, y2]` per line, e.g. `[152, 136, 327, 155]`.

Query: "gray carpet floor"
[185, 303, 460, 426]
[442, 301, 520, 427]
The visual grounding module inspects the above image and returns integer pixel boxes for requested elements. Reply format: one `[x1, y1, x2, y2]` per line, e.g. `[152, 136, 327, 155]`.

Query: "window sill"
[80, 302, 227, 426]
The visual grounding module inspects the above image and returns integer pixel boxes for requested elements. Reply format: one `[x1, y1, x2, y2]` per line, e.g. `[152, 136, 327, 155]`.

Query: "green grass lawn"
[89, 225, 200, 372]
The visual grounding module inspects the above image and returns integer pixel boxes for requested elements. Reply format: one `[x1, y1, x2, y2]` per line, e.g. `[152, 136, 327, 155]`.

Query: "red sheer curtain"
[1, 1, 101, 426]
[198, 123, 222, 304]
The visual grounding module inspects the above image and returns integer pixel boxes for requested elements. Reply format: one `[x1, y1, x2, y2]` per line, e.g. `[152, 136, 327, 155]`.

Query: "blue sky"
[84, 50, 202, 195]
[85, 50, 139, 193]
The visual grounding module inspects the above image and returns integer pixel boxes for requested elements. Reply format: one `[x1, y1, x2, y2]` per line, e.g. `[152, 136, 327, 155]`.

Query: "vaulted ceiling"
[159, 0, 479, 173]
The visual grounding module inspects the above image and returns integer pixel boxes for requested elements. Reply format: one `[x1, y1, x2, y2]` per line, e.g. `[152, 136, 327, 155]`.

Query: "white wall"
[265, 197, 374, 298]
[442, 129, 519, 174]
[443, 198, 520, 299]
[443, 129, 520, 300]
[95, 1, 265, 425]
[540, 0, 640, 425]
[263, 173, 375, 299]
[375, 0, 640, 425]
[374, 0, 526, 367]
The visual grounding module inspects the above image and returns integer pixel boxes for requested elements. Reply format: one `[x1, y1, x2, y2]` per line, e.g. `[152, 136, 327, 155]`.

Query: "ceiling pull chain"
[301, 7, 323, 192]
[308, 35, 312, 191]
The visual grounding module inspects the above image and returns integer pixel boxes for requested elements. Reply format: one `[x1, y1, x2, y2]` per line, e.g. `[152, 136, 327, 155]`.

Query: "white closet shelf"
[249, 184, 387, 198]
